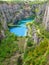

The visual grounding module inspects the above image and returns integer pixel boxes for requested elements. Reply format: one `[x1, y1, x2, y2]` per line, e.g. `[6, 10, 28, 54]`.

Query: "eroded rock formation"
[0, 2, 46, 25]
[43, 4, 49, 31]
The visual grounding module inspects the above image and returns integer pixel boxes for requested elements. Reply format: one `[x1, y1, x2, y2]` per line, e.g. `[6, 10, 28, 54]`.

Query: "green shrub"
[0, 33, 18, 62]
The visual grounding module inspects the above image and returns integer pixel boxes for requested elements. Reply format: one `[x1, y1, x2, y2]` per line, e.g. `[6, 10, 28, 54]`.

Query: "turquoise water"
[10, 19, 33, 36]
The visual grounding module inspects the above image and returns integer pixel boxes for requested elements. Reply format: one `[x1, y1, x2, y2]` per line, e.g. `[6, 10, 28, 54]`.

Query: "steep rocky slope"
[43, 3, 49, 31]
[0, 2, 46, 24]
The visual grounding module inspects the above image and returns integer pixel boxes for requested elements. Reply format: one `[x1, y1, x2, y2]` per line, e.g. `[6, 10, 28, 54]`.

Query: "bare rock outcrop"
[43, 4, 49, 31]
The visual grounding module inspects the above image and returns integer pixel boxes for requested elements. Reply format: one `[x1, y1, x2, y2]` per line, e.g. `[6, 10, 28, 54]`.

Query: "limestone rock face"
[0, 4, 8, 30]
[0, 23, 5, 41]
[0, 2, 33, 24]
[34, 3, 46, 23]
[27, 24, 41, 44]
[43, 4, 49, 31]
[0, 2, 46, 24]
[0, 2, 47, 27]
[32, 26, 38, 44]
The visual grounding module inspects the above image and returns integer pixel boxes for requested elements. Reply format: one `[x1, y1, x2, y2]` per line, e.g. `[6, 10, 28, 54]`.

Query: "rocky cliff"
[0, 1, 47, 32]
[0, 2, 46, 24]
[0, 2, 33, 23]
[43, 3, 49, 31]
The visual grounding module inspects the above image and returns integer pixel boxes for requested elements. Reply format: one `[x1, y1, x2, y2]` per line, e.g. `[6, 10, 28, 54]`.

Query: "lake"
[10, 19, 33, 36]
